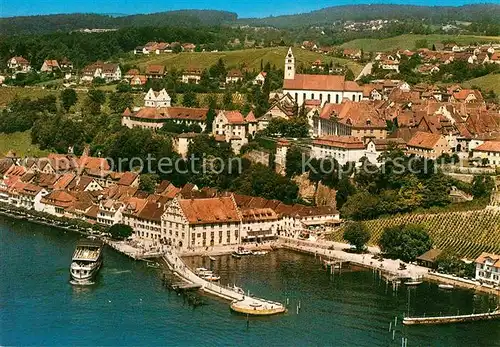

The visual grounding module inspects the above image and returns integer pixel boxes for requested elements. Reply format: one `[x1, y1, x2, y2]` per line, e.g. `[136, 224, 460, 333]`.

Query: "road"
[356, 62, 373, 81]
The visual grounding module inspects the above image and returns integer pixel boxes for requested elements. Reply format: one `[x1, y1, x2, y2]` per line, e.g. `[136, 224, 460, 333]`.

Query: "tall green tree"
[182, 90, 198, 107]
[60, 88, 78, 112]
[379, 224, 432, 262]
[343, 222, 370, 251]
[108, 224, 133, 240]
[108, 92, 133, 114]
[139, 173, 159, 194]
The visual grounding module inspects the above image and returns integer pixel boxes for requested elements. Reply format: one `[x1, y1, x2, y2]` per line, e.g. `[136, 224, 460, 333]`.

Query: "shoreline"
[1, 209, 498, 297]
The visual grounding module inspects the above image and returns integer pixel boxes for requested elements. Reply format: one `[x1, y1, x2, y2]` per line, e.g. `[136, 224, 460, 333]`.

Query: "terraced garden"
[330, 209, 500, 259]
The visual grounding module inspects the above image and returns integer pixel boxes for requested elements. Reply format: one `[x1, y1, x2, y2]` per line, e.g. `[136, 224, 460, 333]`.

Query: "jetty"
[162, 249, 286, 316]
[403, 310, 500, 325]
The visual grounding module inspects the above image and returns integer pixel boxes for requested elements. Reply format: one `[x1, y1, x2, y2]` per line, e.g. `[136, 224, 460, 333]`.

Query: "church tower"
[284, 47, 295, 80]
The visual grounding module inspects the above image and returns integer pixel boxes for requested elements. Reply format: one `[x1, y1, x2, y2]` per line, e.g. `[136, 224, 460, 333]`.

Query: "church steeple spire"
[284, 47, 295, 80]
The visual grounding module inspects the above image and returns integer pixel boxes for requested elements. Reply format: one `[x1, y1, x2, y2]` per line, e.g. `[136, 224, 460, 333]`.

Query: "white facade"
[475, 253, 500, 286]
[144, 88, 171, 107]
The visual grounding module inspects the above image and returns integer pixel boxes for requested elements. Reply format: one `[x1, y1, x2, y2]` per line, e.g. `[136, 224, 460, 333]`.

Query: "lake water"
[1, 216, 499, 346]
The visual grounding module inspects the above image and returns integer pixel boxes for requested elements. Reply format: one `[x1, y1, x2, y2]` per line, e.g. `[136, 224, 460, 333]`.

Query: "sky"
[1, 0, 498, 18]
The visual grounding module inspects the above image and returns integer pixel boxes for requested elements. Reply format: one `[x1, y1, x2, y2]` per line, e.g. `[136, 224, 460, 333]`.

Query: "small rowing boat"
[438, 284, 454, 290]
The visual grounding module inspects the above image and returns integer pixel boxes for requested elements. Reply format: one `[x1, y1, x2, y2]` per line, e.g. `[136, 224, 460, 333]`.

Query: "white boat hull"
[70, 259, 102, 284]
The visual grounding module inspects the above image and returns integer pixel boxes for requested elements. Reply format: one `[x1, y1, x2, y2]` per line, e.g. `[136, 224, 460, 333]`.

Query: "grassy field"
[125, 47, 363, 76]
[340, 34, 500, 52]
[463, 73, 500, 95]
[329, 209, 500, 259]
[0, 87, 60, 107]
[0, 131, 49, 157]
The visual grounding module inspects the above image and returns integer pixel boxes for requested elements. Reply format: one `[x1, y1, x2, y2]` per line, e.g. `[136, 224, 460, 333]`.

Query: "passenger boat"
[70, 239, 103, 284]
[438, 284, 454, 290]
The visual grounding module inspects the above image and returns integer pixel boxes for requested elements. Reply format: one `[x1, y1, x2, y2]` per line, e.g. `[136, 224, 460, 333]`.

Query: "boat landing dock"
[162, 250, 286, 316]
[403, 310, 500, 325]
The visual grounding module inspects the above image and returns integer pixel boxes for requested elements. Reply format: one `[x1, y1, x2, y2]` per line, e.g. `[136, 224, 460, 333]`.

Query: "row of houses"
[122, 65, 253, 86]
[133, 41, 196, 55]
[0, 153, 339, 249]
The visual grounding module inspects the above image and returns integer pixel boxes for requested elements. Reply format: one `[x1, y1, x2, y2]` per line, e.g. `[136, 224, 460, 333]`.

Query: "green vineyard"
[330, 209, 500, 260]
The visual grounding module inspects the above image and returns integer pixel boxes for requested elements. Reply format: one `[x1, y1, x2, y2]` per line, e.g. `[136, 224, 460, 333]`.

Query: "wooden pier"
[403, 310, 500, 325]
[162, 250, 286, 316]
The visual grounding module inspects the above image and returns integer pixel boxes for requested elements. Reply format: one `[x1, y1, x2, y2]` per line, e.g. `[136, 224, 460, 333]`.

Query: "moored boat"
[202, 273, 221, 281]
[234, 247, 253, 256]
[231, 253, 242, 259]
[438, 284, 454, 290]
[70, 239, 103, 284]
[405, 280, 423, 286]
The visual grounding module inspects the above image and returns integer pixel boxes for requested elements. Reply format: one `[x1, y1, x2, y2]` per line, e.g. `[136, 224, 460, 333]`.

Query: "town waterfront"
[1, 217, 499, 346]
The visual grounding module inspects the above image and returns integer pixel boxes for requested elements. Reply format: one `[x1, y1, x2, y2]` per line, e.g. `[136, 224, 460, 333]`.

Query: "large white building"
[475, 252, 500, 286]
[282, 48, 363, 106]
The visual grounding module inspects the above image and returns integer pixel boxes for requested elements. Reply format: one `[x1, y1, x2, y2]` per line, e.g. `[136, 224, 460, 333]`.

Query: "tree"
[379, 224, 432, 262]
[345, 68, 355, 81]
[182, 90, 198, 107]
[139, 173, 159, 194]
[60, 88, 77, 112]
[472, 174, 495, 198]
[108, 223, 133, 240]
[285, 145, 304, 178]
[343, 222, 370, 252]
[205, 107, 217, 133]
[222, 90, 233, 110]
[84, 89, 106, 115]
[172, 44, 182, 54]
[108, 92, 133, 114]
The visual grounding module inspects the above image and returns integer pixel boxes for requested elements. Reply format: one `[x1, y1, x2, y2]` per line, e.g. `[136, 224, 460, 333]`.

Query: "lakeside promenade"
[2, 207, 498, 299]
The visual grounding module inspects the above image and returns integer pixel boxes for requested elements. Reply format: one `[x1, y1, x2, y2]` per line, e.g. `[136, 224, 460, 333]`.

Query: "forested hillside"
[238, 4, 500, 28]
[2, 4, 499, 36]
[0, 10, 237, 35]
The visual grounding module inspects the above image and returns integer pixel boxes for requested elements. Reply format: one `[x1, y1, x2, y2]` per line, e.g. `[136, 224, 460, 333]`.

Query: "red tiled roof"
[240, 208, 278, 222]
[146, 65, 165, 75]
[313, 135, 365, 149]
[10, 56, 29, 64]
[453, 89, 483, 101]
[474, 141, 500, 153]
[475, 252, 500, 268]
[407, 131, 442, 150]
[284, 74, 353, 91]
[118, 172, 139, 186]
[227, 69, 243, 77]
[245, 111, 257, 123]
[179, 197, 240, 225]
[223, 111, 246, 125]
[130, 107, 208, 121]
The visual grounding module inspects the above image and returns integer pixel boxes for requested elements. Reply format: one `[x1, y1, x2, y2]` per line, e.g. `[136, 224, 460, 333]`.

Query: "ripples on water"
[1, 217, 500, 346]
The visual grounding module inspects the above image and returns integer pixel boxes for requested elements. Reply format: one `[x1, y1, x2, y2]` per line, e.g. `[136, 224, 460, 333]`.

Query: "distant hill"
[2, 4, 500, 35]
[236, 4, 500, 28]
[0, 10, 238, 35]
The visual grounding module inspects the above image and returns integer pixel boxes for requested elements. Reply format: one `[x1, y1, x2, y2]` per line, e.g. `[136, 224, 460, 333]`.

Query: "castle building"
[282, 48, 363, 106]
